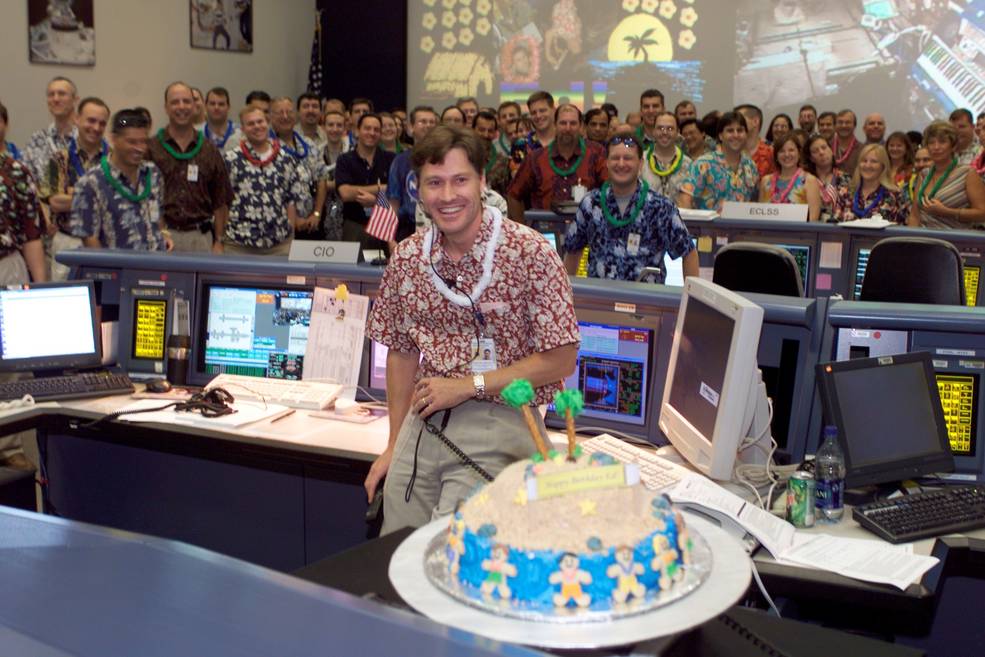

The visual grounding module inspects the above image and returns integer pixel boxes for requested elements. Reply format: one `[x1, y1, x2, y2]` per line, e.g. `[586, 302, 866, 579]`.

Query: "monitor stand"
[735, 367, 772, 470]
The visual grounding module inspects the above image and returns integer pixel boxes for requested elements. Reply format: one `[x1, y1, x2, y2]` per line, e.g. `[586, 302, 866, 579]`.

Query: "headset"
[79, 387, 236, 428]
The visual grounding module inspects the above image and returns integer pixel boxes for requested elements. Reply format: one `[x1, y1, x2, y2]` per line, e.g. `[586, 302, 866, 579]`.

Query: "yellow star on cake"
[513, 488, 528, 506]
[578, 499, 598, 516]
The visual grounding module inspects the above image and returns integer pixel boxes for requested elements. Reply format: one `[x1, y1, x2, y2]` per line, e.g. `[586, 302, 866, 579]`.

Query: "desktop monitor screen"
[936, 373, 978, 457]
[659, 277, 765, 480]
[853, 248, 871, 299]
[816, 352, 954, 487]
[197, 283, 313, 379]
[559, 322, 651, 426]
[370, 340, 388, 391]
[964, 266, 980, 306]
[0, 281, 100, 372]
[131, 298, 167, 361]
[539, 230, 558, 253]
[663, 253, 685, 287]
[776, 244, 810, 289]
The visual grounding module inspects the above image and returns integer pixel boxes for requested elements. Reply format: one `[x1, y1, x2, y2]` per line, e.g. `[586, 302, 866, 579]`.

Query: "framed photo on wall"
[28, 0, 96, 66]
[190, 0, 253, 53]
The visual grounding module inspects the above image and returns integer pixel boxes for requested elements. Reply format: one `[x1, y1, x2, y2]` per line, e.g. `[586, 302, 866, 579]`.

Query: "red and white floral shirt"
[367, 207, 580, 405]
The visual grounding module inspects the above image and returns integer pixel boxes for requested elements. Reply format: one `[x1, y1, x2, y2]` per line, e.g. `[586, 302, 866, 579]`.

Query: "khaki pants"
[169, 228, 213, 253]
[0, 251, 31, 459]
[221, 239, 292, 256]
[49, 231, 83, 281]
[381, 399, 543, 535]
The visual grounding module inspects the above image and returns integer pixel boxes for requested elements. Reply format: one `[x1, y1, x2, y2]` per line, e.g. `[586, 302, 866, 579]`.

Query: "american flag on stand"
[366, 189, 399, 242]
[306, 10, 323, 95]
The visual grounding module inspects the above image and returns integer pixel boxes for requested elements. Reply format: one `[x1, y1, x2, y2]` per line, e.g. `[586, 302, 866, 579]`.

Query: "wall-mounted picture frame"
[190, 0, 253, 53]
[28, 0, 96, 66]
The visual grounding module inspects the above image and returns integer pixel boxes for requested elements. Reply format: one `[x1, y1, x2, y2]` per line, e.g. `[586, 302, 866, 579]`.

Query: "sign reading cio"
[288, 240, 361, 264]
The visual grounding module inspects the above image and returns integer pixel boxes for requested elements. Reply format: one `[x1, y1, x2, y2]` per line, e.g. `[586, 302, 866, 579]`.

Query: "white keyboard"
[580, 434, 692, 492]
[205, 374, 343, 410]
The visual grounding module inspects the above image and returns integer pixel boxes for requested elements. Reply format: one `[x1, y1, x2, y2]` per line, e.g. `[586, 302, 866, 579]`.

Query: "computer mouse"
[146, 379, 172, 393]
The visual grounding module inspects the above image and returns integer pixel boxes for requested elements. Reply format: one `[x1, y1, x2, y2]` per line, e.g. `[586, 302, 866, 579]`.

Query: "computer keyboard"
[853, 485, 985, 544]
[205, 374, 343, 410]
[0, 372, 134, 402]
[580, 434, 692, 492]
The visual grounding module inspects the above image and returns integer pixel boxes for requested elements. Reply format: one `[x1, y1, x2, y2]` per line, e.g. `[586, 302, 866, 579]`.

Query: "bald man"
[863, 113, 886, 145]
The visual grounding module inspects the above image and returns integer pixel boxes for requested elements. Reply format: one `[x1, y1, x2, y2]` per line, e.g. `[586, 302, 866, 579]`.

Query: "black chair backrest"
[712, 242, 804, 297]
[859, 237, 965, 305]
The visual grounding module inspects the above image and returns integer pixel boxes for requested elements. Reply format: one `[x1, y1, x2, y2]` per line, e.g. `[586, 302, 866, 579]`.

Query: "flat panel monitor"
[936, 373, 978, 458]
[0, 281, 101, 372]
[370, 339, 388, 392]
[816, 352, 954, 488]
[659, 277, 766, 480]
[195, 282, 313, 380]
[538, 229, 559, 254]
[556, 321, 652, 427]
[663, 252, 685, 287]
[117, 270, 196, 379]
[963, 265, 980, 306]
[776, 244, 810, 290]
[852, 247, 872, 299]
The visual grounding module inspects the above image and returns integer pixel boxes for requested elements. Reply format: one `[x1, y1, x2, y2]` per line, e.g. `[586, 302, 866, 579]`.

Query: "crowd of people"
[3, 77, 985, 290]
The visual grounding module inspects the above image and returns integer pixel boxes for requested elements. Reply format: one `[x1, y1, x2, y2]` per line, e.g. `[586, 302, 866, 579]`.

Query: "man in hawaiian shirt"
[364, 125, 580, 534]
[269, 96, 324, 239]
[69, 109, 171, 252]
[640, 112, 692, 201]
[678, 112, 760, 212]
[564, 133, 697, 282]
[222, 104, 304, 256]
[45, 97, 110, 280]
[22, 76, 79, 186]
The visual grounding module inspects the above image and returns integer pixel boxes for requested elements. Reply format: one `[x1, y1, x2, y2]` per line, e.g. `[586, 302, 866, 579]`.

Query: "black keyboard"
[853, 486, 985, 543]
[0, 373, 134, 402]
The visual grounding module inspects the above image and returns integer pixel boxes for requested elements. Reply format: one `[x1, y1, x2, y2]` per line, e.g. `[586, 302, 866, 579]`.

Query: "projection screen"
[407, 0, 985, 132]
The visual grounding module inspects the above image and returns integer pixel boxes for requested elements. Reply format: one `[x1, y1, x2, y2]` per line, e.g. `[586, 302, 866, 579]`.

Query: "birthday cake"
[443, 449, 693, 615]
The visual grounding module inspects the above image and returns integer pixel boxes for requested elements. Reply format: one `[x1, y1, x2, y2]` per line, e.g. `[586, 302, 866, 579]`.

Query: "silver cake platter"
[390, 512, 752, 649]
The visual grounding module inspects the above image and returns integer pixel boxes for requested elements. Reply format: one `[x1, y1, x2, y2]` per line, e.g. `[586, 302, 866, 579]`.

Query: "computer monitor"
[556, 321, 652, 426]
[538, 229, 559, 254]
[963, 265, 980, 306]
[775, 243, 810, 289]
[194, 281, 313, 381]
[852, 247, 872, 299]
[816, 352, 954, 488]
[936, 372, 978, 458]
[662, 252, 685, 287]
[0, 281, 101, 373]
[370, 340, 388, 392]
[117, 270, 196, 380]
[659, 277, 770, 480]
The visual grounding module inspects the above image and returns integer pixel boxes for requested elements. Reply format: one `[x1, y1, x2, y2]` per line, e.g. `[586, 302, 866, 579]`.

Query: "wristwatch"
[473, 373, 486, 399]
[313, 211, 321, 218]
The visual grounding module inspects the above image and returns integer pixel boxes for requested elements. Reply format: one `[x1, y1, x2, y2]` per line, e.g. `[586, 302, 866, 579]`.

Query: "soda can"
[787, 471, 815, 528]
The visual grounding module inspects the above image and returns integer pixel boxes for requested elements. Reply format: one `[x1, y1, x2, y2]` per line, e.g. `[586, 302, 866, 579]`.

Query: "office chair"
[712, 242, 804, 297]
[859, 237, 965, 305]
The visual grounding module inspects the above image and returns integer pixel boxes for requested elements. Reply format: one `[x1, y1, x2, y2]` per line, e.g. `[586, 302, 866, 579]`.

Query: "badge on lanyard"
[470, 337, 497, 373]
[627, 232, 641, 256]
[187, 164, 199, 182]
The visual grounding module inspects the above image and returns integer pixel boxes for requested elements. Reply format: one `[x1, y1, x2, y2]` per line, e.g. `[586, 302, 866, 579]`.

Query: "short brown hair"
[238, 102, 268, 123]
[411, 125, 486, 177]
[923, 120, 957, 147]
[526, 90, 554, 109]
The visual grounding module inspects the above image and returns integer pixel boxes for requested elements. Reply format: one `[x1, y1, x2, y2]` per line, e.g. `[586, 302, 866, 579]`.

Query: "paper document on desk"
[779, 535, 938, 590]
[112, 399, 289, 429]
[303, 287, 369, 400]
[671, 475, 795, 558]
[671, 477, 939, 590]
[838, 217, 893, 229]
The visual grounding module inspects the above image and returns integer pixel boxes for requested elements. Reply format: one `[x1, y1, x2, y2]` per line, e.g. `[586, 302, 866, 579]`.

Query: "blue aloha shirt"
[68, 160, 166, 250]
[276, 130, 326, 218]
[224, 144, 305, 248]
[680, 149, 759, 211]
[565, 182, 695, 282]
[22, 123, 78, 191]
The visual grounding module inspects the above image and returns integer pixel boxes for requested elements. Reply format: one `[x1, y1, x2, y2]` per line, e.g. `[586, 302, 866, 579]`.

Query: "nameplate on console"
[721, 202, 808, 222]
[288, 241, 361, 264]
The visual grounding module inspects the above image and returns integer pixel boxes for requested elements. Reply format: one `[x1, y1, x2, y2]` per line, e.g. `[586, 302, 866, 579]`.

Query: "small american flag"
[365, 188, 399, 242]
[306, 11, 323, 96]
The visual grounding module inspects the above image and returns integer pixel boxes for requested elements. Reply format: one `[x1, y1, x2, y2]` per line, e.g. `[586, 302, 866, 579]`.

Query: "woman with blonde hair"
[835, 144, 908, 223]
[907, 121, 985, 228]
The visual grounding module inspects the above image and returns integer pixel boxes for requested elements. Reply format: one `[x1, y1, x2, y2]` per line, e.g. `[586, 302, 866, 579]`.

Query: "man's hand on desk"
[364, 447, 393, 502]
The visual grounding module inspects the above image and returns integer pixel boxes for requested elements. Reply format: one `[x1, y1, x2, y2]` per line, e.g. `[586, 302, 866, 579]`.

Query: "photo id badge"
[186, 164, 199, 182]
[470, 337, 497, 373]
[627, 233, 641, 256]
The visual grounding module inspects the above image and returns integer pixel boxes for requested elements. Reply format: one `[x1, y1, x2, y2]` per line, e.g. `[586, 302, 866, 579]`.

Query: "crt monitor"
[554, 321, 653, 428]
[0, 281, 101, 373]
[815, 352, 954, 488]
[659, 277, 770, 480]
[194, 281, 313, 381]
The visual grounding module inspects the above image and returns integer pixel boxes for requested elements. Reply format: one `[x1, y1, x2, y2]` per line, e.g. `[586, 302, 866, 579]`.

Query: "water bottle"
[815, 425, 845, 522]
